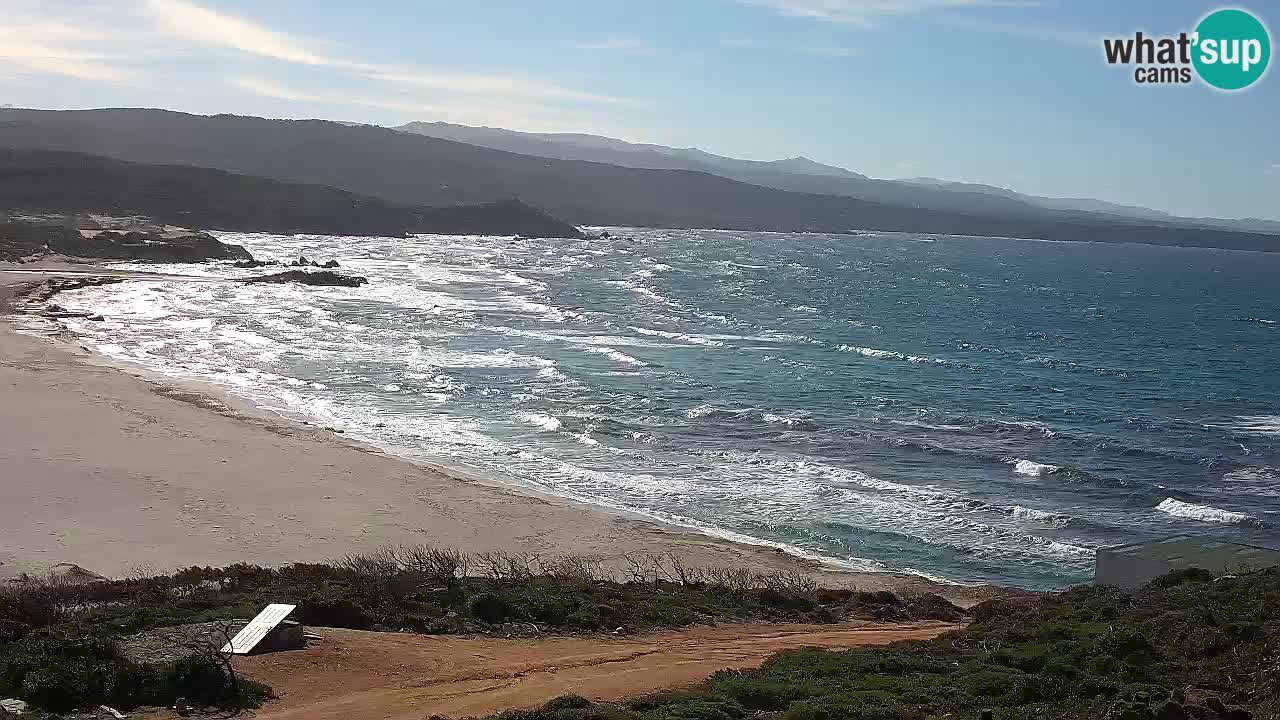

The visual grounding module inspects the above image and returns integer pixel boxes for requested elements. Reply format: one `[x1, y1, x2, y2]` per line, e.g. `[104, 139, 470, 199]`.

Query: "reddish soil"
[221, 621, 956, 719]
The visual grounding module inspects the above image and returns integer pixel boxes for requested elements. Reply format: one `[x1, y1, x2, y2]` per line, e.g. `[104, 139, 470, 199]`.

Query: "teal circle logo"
[1193, 8, 1271, 90]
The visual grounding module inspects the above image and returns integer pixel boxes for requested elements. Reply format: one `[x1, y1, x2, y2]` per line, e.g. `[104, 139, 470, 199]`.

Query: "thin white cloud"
[146, 0, 335, 65]
[230, 76, 632, 133]
[740, 0, 1036, 28]
[142, 0, 631, 106]
[1267, 163, 1280, 176]
[231, 77, 455, 116]
[577, 37, 655, 53]
[355, 67, 633, 105]
[0, 17, 129, 83]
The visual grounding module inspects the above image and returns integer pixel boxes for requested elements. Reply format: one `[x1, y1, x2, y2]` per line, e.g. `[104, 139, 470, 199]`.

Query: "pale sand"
[0, 267, 995, 603]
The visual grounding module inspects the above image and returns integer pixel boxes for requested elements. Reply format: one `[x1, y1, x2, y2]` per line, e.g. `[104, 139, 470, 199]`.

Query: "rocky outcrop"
[12, 276, 125, 306]
[51, 229, 252, 262]
[242, 270, 368, 287]
[1, 221, 252, 263]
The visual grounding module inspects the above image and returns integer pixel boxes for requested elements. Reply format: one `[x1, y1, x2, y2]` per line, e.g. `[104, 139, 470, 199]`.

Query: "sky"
[1, 0, 1277, 220]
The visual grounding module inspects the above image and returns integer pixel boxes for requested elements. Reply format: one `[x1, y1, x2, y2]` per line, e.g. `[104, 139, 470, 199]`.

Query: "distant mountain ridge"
[0, 108, 1275, 252]
[398, 121, 1279, 233]
[399, 121, 868, 180]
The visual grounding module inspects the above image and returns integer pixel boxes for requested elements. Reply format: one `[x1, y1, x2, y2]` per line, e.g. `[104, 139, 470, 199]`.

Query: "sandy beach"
[0, 265, 993, 603]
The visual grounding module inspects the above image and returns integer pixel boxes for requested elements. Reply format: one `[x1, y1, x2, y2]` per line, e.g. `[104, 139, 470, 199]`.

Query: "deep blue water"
[61, 228, 1280, 589]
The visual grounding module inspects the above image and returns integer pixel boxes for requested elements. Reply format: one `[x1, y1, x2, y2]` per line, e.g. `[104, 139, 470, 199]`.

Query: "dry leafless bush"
[623, 553, 655, 585]
[393, 545, 468, 587]
[534, 554, 607, 585]
[759, 569, 820, 596]
[476, 550, 540, 581]
[704, 566, 759, 593]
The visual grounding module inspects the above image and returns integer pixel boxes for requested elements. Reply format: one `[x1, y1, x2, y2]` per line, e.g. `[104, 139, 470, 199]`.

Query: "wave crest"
[517, 412, 562, 432]
[1155, 498, 1254, 525]
[1011, 459, 1060, 477]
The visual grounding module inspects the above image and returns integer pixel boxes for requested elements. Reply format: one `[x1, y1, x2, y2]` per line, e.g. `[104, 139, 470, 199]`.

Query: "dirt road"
[234, 621, 956, 719]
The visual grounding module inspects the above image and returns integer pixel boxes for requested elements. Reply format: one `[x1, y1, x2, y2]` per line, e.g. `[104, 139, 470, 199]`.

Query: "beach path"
[222, 621, 956, 719]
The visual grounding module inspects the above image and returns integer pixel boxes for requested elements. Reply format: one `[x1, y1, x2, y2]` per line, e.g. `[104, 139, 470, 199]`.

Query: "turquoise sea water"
[59, 228, 1280, 589]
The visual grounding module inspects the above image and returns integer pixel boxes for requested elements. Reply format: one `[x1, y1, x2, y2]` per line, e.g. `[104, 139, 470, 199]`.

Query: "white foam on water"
[537, 366, 570, 382]
[762, 413, 803, 426]
[1010, 459, 1060, 477]
[626, 283, 676, 305]
[516, 412, 562, 432]
[888, 419, 974, 432]
[686, 404, 738, 419]
[1229, 415, 1280, 437]
[837, 345, 946, 364]
[630, 326, 725, 347]
[839, 345, 901, 359]
[587, 346, 647, 366]
[995, 419, 1058, 438]
[1222, 467, 1280, 499]
[1155, 498, 1253, 525]
[1011, 505, 1070, 526]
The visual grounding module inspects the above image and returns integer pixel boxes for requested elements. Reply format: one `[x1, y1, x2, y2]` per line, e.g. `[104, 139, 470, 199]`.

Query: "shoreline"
[0, 264, 1006, 605]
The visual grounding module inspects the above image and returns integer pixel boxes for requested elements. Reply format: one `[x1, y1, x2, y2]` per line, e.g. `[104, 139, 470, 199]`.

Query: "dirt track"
[231, 621, 957, 719]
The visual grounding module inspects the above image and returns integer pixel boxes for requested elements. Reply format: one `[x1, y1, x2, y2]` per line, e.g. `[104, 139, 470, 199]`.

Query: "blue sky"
[2, 1, 1277, 219]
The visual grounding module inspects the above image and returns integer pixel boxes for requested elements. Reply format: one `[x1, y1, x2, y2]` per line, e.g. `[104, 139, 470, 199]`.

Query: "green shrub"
[166, 653, 269, 708]
[470, 592, 514, 623]
[0, 620, 32, 643]
[541, 694, 594, 711]
[1149, 567, 1214, 589]
[494, 567, 1280, 720]
[1, 629, 162, 711]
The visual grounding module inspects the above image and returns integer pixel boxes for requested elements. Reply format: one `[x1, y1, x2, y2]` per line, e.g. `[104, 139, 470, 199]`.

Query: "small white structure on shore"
[222, 603, 304, 655]
[1095, 535, 1280, 588]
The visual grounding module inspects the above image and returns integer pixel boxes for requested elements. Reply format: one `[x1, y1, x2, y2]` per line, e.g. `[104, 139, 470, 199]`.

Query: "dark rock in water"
[286, 256, 342, 268]
[242, 270, 368, 287]
[233, 259, 278, 268]
[42, 303, 98, 319]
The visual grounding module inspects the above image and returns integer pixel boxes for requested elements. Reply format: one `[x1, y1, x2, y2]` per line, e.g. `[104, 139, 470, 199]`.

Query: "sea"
[54, 227, 1280, 590]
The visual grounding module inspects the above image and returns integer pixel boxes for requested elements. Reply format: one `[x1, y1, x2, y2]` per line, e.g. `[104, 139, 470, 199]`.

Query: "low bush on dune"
[0, 547, 959, 714]
[498, 567, 1280, 720]
[2, 548, 961, 640]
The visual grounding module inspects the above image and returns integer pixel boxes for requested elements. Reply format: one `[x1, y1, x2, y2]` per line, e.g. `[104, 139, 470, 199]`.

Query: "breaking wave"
[1011, 459, 1061, 477]
[517, 412, 562, 432]
[1155, 498, 1255, 525]
[587, 346, 647, 366]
